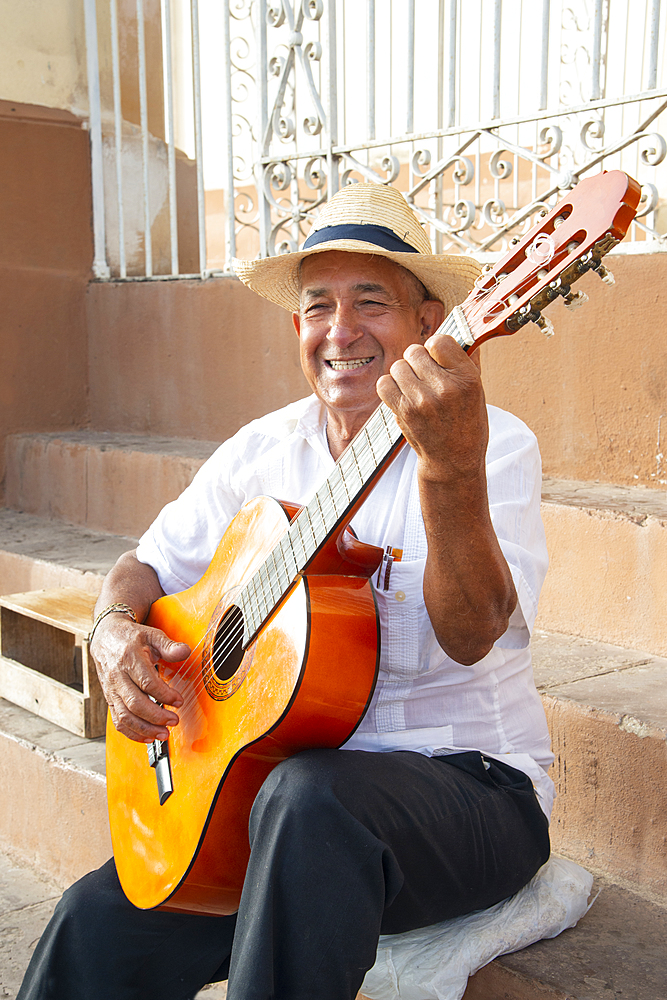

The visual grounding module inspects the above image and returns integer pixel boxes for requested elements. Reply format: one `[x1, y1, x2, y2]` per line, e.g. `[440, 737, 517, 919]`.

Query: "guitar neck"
[237, 310, 472, 646]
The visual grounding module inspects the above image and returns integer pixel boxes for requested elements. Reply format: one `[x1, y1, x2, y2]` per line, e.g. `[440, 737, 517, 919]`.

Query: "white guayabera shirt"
[137, 395, 554, 818]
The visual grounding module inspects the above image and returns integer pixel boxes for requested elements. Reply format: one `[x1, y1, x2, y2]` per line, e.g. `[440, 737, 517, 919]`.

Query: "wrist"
[89, 603, 138, 643]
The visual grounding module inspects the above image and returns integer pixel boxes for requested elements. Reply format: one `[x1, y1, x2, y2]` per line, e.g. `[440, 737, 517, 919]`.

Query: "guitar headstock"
[460, 170, 641, 350]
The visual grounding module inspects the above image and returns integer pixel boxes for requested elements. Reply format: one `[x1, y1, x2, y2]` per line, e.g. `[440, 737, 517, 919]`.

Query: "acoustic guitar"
[106, 170, 640, 914]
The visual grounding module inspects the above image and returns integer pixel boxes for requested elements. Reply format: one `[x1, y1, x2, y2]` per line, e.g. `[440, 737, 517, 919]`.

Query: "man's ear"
[292, 312, 301, 337]
[420, 299, 445, 339]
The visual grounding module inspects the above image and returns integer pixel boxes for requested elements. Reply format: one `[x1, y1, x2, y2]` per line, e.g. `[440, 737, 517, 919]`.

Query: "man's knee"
[249, 749, 356, 842]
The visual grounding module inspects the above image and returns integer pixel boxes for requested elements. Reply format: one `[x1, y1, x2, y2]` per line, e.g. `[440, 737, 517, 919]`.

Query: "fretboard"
[238, 307, 472, 646]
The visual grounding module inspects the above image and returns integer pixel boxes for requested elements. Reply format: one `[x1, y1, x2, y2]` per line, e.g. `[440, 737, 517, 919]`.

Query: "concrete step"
[462, 878, 667, 1000]
[538, 478, 667, 658]
[532, 628, 667, 900]
[5, 431, 218, 538]
[0, 698, 109, 887]
[0, 844, 228, 1000]
[0, 508, 136, 598]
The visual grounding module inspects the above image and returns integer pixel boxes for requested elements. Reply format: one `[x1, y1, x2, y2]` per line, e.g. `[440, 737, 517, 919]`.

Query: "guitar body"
[106, 496, 381, 914]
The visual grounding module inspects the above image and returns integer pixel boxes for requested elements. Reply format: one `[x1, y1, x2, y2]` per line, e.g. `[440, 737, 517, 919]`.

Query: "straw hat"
[233, 183, 481, 315]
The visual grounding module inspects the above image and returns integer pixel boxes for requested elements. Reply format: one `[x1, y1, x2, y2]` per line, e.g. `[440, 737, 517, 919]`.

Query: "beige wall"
[0, 102, 93, 504]
[0, 0, 88, 115]
[481, 252, 667, 488]
[0, 0, 164, 127]
[87, 276, 310, 443]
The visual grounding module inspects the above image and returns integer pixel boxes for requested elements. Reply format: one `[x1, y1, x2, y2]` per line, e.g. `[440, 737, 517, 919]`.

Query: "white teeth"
[327, 357, 373, 370]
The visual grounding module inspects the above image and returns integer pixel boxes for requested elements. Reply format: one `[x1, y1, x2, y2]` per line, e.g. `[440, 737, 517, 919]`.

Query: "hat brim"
[233, 240, 481, 316]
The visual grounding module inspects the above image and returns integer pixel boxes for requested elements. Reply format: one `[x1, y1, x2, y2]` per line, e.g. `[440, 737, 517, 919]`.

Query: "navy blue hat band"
[302, 223, 420, 254]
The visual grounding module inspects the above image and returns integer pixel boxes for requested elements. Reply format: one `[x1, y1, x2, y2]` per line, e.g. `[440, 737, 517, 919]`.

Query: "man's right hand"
[88, 550, 191, 743]
[91, 613, 190, 743]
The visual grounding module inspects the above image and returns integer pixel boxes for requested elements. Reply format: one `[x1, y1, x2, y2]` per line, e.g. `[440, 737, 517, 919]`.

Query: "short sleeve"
[136, 436, 246, 595]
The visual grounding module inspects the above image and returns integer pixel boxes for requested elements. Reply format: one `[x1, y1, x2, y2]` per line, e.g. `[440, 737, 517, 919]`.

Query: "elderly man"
[19, 183, 552, 1000]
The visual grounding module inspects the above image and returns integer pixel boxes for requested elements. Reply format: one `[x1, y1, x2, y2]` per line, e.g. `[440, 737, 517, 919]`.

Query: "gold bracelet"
[89, 603, 138, 643]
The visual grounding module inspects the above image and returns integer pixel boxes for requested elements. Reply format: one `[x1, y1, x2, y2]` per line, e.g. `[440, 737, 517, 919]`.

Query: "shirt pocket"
[375, 558, 440, 680]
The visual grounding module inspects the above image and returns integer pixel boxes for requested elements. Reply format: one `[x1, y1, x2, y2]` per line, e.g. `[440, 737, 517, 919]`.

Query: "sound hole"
[212, 605, 245, 682]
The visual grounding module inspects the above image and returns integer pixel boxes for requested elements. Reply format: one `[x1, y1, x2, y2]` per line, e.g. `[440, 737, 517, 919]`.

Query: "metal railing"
[84, 0, 667, 280]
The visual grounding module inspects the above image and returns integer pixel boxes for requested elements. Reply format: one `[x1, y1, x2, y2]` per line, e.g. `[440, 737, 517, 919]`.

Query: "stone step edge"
[0, 508, 137, 597]
[5, 430, 667, 524]
[5, 429, 220, 460]
[541, 476, 667, 522]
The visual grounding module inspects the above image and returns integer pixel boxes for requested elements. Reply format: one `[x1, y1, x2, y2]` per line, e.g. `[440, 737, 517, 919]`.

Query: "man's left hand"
[376, 332, 488, 486]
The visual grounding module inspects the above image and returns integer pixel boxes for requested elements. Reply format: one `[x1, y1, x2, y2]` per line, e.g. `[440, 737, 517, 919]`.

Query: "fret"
[317, 487, 337, 534]
[340, 450, 363, 497]
[267, 551, 282, 600]
[288, 517, 308, 569]
[278, 535, 296, 588]
[258, 561, 273, 610]
[353, 436, 375, 480]
[250, 574, 264, 628]
[275, 548, 287, 592]
[364, 425, 377, 466]
[279, 533, 298, 582]
[337, 464, 352, 503]
[239, 585, 257, 642]
[350, 442, 369, 485]
[310, 492, 327, 543]
[300, 508, 319, 554]
[325, 479, 339, 521]
[332, 472, 348, 510]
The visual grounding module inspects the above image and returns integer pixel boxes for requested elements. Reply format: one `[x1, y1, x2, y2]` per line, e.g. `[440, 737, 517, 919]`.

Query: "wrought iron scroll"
[223, 0, 667, 269]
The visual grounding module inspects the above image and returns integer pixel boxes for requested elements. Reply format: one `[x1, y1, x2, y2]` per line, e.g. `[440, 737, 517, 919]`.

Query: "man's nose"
[327, 303, 362, 345]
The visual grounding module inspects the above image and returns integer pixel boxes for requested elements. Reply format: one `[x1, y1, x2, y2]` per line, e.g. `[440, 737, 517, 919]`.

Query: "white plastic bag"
[360, 856, 594, 1000]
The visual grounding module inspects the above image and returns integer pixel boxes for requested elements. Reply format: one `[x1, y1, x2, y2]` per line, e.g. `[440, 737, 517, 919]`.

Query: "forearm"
[420, 469, 517, 665]
[93, 549, 165, 623]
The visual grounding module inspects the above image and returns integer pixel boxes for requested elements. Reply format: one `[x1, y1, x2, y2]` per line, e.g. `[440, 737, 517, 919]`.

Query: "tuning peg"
[562, 290, 589, 310]
[534, 314, 555, 338]
[594, 262, 615, 285]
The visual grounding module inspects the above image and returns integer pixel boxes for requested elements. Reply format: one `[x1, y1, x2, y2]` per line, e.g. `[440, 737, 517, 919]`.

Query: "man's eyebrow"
[351, 282, 393, 296]
[302, 286, 329, 300]
[302, 281, 392, 300]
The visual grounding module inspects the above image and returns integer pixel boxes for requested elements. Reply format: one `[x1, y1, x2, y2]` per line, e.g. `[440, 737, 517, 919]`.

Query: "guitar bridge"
[147, 738, 173, 804]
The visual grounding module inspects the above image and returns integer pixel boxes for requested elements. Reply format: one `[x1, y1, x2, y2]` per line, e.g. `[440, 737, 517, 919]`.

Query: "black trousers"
[18, 748, 549, 1000]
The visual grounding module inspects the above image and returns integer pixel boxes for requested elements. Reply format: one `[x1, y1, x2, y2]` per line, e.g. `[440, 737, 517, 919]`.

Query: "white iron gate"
[83, 0, 667, 280]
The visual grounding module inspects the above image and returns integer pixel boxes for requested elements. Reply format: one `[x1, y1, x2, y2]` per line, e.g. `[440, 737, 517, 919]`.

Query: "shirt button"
[394, 591, 406, 602]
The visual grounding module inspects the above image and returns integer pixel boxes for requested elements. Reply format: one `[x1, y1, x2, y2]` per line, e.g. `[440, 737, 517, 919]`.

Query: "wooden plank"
[0, 588, 97, 637]
[0, 607, 77, 684]
[82, 642, 107, 736]
[0, 655, 87, 737]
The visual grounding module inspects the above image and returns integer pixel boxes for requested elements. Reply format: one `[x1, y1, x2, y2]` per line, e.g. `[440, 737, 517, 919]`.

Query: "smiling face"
[292, 251, 444, 446]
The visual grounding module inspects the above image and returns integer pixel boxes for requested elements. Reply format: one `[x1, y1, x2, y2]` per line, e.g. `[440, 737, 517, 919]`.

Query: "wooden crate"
[0, 587, 106, 738]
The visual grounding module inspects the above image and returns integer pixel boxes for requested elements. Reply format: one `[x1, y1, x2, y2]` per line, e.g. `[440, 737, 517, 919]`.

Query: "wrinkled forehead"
[297, 249, 418, 300]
